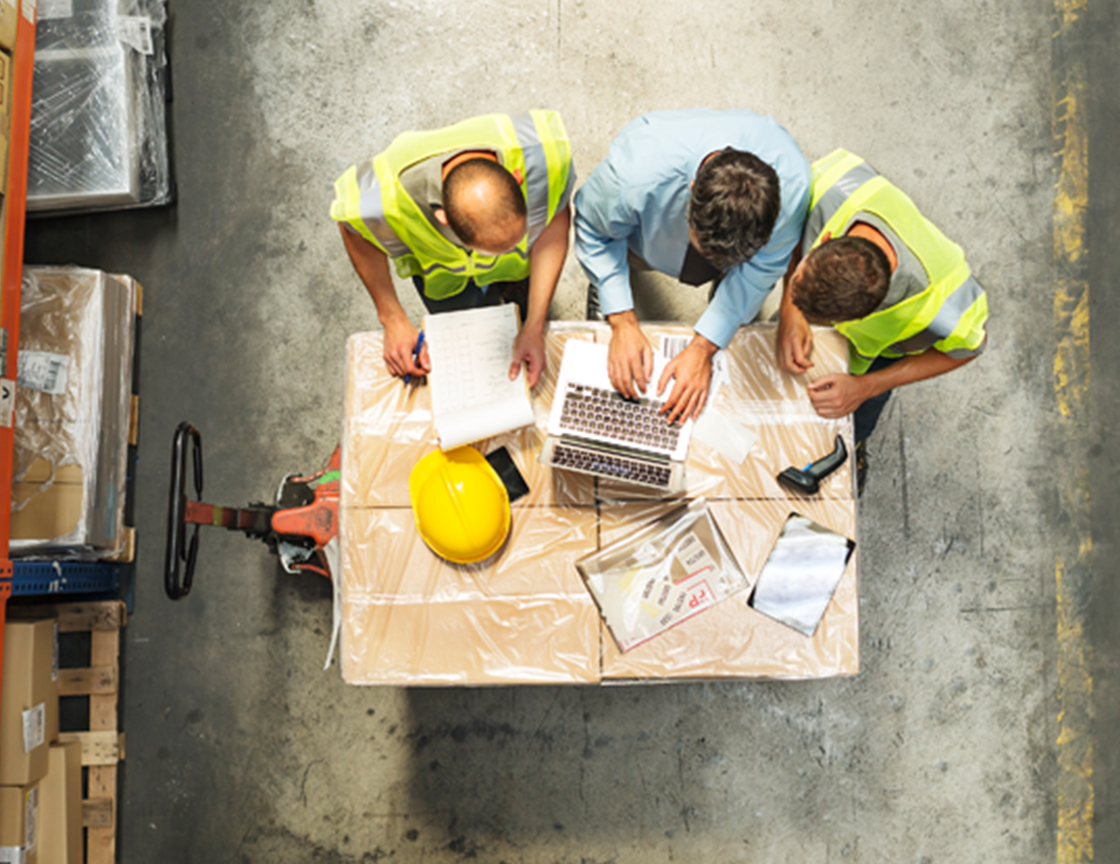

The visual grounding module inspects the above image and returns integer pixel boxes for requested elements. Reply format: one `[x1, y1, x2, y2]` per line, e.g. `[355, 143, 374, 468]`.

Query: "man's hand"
[658, 335, 718, 424]
[607, 311, 654, 399]
[777, 307, 814, 374]
[382, 317, 429, 380]
[807, 373, 874, 418]
[509, 326, 546, 389]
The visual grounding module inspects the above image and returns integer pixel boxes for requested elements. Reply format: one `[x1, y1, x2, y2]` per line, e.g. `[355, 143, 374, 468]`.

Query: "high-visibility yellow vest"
[806, 149, 989, 374]
[330, 111, 573, 300]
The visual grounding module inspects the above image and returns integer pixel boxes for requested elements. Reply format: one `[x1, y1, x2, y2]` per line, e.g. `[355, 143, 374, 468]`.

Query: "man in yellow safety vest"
[777, 149, 989, 473]
[331, 111, 575, 387]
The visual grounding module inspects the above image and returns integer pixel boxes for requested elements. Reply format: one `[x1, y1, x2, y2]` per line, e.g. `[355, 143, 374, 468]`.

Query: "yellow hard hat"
[409, 446, 511, 564]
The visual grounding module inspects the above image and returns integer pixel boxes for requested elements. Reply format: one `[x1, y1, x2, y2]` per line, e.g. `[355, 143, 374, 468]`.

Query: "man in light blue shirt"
[574, 109, 810, 421]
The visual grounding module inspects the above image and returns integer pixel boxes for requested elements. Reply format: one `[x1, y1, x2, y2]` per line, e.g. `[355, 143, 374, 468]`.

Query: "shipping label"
[21, 703, 44, 753]
[17, 351, 69, 395]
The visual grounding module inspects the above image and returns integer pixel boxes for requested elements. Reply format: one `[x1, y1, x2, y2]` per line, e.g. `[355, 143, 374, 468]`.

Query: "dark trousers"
[854, 355, 898, 444]
[411, 276, 529, 324]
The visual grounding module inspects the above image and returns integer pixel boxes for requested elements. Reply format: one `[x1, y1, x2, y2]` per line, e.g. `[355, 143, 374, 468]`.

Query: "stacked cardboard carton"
[0, 616, 67, 863]
[339, 323, 859, 685]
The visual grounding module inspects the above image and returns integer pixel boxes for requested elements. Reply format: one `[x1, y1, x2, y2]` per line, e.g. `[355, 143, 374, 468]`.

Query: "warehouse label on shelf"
[0, 378, 14, 427]
[19, 0, 34, 24]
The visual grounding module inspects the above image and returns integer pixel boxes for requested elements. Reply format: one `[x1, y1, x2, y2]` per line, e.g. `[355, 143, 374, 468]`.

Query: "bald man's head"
[442, 159, 527, 254]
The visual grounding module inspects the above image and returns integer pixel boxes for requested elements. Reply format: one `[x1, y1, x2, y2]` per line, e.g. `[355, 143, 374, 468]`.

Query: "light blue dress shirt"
[574, 109, 810, 348]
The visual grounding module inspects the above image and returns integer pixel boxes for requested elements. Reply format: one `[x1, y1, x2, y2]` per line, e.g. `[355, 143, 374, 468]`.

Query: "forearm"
[339, 224, 409, 327]
[860, 349, 975, 398]
[525, 206, 571, 334]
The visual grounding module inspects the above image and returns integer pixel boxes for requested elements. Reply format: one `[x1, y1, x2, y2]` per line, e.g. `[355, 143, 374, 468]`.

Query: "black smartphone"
[486, 446, 530, 503]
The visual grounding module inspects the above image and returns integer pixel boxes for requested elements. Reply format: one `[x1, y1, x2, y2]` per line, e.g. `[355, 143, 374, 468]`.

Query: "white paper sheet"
[425, 305, 535, 450]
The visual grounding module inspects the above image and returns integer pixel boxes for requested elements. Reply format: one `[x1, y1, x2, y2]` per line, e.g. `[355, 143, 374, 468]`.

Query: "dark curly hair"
[793, 236, 891, 322]
[687, 149, 780, 270]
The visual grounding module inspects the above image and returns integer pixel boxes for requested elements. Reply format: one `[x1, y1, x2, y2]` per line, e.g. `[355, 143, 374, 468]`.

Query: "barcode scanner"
[777, 435, 848, 495]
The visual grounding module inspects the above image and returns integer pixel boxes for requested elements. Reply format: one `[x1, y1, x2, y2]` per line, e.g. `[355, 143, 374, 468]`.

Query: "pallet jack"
[164, 422, 339, 599]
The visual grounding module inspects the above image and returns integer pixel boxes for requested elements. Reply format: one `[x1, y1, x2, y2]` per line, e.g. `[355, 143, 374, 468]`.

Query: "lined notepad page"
[425, 304, 535, 450]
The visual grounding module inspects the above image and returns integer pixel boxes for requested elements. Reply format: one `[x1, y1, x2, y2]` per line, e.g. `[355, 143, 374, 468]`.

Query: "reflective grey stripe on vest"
[355, 161, 410, 258]
[416, 259, 469, 277]
[511, 112, 553, 246]
[805, 160, 880, 246]
[889, 274, 986, 354]
[471, 247, 530, 273]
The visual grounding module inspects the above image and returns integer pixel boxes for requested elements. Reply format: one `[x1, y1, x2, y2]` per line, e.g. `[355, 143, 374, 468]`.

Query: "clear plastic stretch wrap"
[10, 266, 136, 556]
[340, 322, 857, 684]
[28, 0, 171, 214]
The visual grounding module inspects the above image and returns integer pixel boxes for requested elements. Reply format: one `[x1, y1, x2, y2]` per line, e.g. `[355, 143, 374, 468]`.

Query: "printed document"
[425, 304, 535, 450]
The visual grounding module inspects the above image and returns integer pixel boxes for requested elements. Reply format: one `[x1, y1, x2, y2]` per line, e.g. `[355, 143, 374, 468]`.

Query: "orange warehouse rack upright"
[0, 2, 38, 715]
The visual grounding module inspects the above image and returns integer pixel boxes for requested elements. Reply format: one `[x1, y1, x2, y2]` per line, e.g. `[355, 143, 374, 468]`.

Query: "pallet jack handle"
[165, 421, 203, 599]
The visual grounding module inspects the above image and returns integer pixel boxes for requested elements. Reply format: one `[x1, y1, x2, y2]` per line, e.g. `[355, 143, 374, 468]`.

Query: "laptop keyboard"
[551, 442, 673, 488]
[558, 384, 681, 453]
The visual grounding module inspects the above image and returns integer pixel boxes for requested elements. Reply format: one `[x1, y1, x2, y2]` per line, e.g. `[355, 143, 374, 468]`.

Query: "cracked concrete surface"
[23, 0, 1093, 861]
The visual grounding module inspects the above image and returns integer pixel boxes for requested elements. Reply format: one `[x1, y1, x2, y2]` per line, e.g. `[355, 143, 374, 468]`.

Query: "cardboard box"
[0, 618, 59, 786]
[38, 743, 81, 864]
[11, 269, 137, 555]
[596, 498, 858, 680]
[339, 324, 857, 684]
[341, 507, 601, 685]
[0, 1, 15, 53]
[10, 462, 85, 546]
[0, 784, 40, 864]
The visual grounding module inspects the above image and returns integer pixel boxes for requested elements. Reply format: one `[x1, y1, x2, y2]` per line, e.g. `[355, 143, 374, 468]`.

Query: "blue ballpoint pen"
[404, 330, 425, 385]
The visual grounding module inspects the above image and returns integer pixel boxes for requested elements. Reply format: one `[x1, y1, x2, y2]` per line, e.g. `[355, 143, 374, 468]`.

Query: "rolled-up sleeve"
[694, 180, 809, 348]
[574, 161, 639, 316]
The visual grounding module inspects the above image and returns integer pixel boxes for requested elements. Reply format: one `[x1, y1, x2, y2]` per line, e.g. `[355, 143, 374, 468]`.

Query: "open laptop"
[539, 339, 694, 492]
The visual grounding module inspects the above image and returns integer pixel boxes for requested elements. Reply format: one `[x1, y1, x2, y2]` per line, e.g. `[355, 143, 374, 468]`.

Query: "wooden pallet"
[51, 600, 126, 864]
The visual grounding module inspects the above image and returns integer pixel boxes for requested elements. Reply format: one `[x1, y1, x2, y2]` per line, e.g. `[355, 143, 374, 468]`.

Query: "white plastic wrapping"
[10, 266, 136, 556]
[340, 322, 858, 684]
[28, 0, 171, 214]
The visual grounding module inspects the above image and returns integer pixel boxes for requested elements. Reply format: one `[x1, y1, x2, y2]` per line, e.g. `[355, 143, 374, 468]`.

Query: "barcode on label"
[661, 336, 689, 360]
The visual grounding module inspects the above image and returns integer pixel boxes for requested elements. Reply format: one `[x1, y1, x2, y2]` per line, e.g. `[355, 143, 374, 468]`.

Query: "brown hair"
[793, 236, 891, 322]
[687, 149, 780, 270]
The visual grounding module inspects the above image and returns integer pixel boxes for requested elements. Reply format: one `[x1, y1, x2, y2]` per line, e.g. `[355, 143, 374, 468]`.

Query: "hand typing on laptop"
[606, 312, 715, 423]
[540, 339, 696, 493]
[656, 333, 719, 424]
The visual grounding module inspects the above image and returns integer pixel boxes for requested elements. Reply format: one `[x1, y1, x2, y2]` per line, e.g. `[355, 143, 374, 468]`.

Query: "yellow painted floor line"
[1053, 1, 1092, 862]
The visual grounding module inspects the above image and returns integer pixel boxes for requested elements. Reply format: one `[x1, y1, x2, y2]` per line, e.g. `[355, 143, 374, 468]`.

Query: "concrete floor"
[21, 0, 1117, 861]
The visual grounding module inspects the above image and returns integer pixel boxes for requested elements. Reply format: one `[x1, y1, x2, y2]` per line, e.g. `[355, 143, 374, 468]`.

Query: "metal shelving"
[0, 3, 38, 708]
